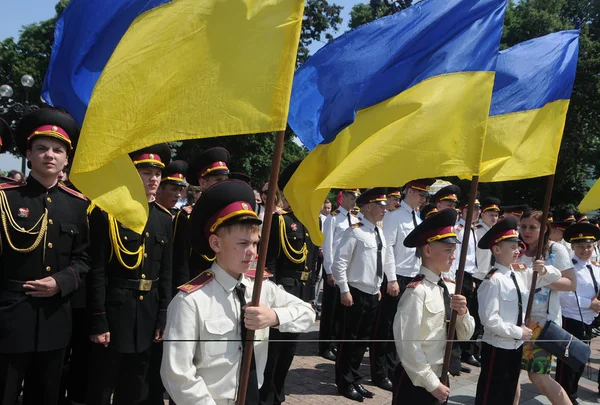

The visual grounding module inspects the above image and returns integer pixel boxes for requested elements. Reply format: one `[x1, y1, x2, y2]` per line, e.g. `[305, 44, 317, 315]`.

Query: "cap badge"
[149, 154, 155, 159]
[51, 126, 58, 131]
[242, 202, 249, 210]
[18, 208, 29, 218]
[579, 233, 583, 237]
[291, 223, 298, 231]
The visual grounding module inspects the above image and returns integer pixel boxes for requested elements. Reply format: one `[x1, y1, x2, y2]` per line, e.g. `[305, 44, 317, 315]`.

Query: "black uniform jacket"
[0, 176, 90, 353]
[87, 201, 173, 353]
[266, 209, 318, 301]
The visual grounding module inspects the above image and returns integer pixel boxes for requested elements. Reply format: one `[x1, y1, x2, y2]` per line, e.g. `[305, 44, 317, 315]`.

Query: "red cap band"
[205, 201, 258, 237]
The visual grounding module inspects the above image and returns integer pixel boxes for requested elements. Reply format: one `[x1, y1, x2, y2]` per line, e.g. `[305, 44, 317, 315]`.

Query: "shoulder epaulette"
[473, 224, 483, 229]
[0, 182, 25, 191]
[485, 268, 499, 279]
[407, 274, 426, 288]
[182, 205, 193, 215]
[510, 263, 527, 271]
[387, 207, 396, 212]
[331, 209, 340, 217]
[246, 269, 273, 279]
[456, 224, 464, 232]
[154, 202, 173, 217]
[178, 270, 214, 294]
[351, 223, 364, 229]
[442, 277, 456, 284]
[592, 261, 600, 267]
[58, 182, 87, 200]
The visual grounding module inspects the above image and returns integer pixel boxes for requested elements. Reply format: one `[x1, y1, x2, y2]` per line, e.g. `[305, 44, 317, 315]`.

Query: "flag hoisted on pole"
[579, 179, 600, 213]
[462, 30, 580, 183]
[42, 0, 305, 234]
[285, 0, 508, 246]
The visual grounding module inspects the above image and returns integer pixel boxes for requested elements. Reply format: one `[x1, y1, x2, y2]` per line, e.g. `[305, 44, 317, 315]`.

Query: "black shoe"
[354, 384, 374, 398]
[338, 385, 364, 402]
[331, 347, 338, 356]
[462, 354, 481, 367]
[374, 378, 393, 392]
[460, 365, 472, 373]
[449, 370, 461, 377]
[321, 350, 337, 361]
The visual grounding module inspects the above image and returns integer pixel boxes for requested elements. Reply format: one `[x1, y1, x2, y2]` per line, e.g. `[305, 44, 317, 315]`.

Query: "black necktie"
[374, 227, 383, 278]
[510, 272, 523, 326]
[234, 283, 259, 404]
[438, 279, 451, 332]
[586, 264, 599, 295]
[412, 210, 418, 228]
[347, 212, 352, 228]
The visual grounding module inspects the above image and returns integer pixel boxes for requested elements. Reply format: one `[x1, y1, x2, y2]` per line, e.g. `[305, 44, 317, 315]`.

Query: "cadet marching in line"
[3, 108, 600, 405]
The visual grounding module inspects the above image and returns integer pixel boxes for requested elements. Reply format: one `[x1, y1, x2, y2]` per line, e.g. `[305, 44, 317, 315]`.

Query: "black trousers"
[391, 363, 442, 405]
[140, 342, 166, 405]
[87, 344, 152, 405]
[318, 277, 341, 355]
[555, 316, 591, 399]
[335, 286, 379, 387]
[0, 348, 66, 405]
[258, 329, 299, 405]
[58, 308, 90, 404]
[369, 275, 401, 383]
[475, 342, 522, 405]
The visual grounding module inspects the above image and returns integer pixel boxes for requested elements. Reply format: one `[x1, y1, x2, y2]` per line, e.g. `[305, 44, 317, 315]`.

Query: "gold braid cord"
[278, 214, 308, 264]
[108, 214, 144, 270]
[0, 190, 48, 258]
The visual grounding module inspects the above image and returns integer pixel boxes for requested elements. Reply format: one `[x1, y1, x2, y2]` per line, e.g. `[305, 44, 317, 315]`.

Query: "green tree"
[348, 1, 413, 29]
[298, 0, 343, 65]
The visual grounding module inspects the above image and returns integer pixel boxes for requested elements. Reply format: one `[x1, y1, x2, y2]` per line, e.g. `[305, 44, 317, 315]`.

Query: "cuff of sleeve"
[512, 324, 523, 340]
[90, 313, 109, 335]
[272, 308, 292, 329]
[423, 372, 441, 393]
[387, 273, 397, 282]
[52, 268, 79, 297]
[338, 282, 349, 294]
[324, 268, 333, 275]
[156, 309, 167, 330]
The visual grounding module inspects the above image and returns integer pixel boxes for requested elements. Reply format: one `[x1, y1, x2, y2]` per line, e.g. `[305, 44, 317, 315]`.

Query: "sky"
[0, 0, 362, 172]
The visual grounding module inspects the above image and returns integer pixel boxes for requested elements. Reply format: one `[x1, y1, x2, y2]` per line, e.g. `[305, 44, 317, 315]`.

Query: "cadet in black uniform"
[0, 108, 91, 405]
[259, 160, 318, 405]
[87, 144, 173, 405]
[142, 160, 188, 405]
[186, 147, 231, 279]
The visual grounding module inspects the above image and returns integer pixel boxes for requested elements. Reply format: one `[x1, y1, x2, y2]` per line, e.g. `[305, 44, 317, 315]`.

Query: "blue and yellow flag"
[286, 0, 507, 245]
[474, 30, 580, 182]
[42, 0, 305, 234]
[579, 179, 600, 213]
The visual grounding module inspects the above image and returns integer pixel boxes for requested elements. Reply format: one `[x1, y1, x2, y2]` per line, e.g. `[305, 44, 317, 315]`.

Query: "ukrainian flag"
[286, 0, 507, 245]
[475, 30, 580, 182]
[579, 179, 600, 213]
[42, 0, 304, 234]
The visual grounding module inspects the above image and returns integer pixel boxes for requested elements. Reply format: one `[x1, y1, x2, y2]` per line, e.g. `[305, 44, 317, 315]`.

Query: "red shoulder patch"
[58, 182, 87, 200]
[178, 270, 214, 294]
[485, 268, 499, 279]
[442, 277, 456, 284]
[456, 224, 464, 232]
[331, 209, 340, 217]
[510, 263, 527, 271]
[407, 274, 426, 288]
[0, 182, 25, 191]
[592, 261, 600, 267]
[246, 269, 273, 279]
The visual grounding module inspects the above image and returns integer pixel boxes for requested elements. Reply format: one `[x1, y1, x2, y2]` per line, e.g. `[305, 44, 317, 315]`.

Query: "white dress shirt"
[473, 223, 492, 280]
[450, 224, 478, 278]
[478, 263, 561, 350]
[383, 200, 421, 279]
[332, 218, 391, 295]
[161, 263, 315, 405]
[394, 266, 475, 393]
[560, 256, 600, 325]
[322, 207, 359, 275]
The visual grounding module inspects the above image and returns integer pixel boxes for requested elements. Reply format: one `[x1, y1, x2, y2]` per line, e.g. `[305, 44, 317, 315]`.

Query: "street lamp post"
[0, 74, 40, 173]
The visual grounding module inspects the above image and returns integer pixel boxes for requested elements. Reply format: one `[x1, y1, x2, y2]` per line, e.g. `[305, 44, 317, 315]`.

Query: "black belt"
[276, 269, 311, 281]
[108, 278, 158, 292]
[3, 280, 27, 293]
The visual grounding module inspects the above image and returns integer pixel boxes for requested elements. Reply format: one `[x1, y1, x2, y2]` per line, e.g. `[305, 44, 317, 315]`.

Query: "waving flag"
[474, 30, 580, 182]
[285, 0, 507, 245]
[42, 0, 305, 234]
[579, 179, 600, 213]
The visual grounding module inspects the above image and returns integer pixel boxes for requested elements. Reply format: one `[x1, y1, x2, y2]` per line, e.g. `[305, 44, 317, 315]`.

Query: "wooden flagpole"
[236, 130, 286, 405]
[524, 174, 555, 324]
[440, 176, 479, 385]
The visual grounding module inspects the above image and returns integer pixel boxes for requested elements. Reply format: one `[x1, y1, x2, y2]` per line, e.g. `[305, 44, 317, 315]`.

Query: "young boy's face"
[492, 241, 520, 266]
[423, 241, 456, 274]
[211, 226, 260, 277]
